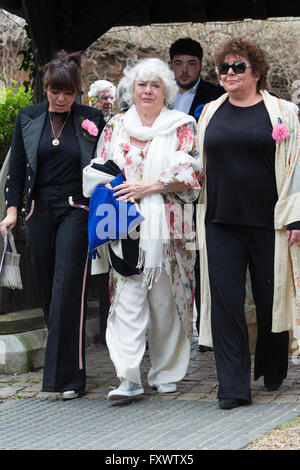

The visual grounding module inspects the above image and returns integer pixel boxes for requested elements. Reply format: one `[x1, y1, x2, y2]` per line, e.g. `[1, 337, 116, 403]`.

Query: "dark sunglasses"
[218, 61, 252, 75]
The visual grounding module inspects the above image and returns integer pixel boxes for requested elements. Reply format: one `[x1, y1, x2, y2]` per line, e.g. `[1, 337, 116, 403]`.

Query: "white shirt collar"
[173, 77, 201, 113]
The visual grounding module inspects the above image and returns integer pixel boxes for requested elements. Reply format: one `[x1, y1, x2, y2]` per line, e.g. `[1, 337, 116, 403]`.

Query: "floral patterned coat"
[95, 112, 201, 338]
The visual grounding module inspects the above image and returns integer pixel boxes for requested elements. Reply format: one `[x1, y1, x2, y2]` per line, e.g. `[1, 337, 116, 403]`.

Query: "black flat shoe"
[264, 380, 282, 391]
[199, 345, 214, 353]
[219, 398, 249, 410]
[61, 390, 79, 400]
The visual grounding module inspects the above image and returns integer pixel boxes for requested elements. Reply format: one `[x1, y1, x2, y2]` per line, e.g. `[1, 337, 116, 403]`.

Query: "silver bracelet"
[163, 183, 168, 195]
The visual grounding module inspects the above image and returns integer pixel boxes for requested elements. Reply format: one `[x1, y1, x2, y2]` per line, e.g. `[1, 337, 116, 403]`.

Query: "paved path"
[0, 336, 299, 450]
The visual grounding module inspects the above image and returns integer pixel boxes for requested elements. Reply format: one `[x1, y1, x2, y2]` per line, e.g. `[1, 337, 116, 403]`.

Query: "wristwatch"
[163, 183, 168, 195]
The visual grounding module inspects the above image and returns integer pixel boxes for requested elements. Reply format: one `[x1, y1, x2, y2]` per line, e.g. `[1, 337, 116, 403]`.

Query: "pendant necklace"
[49, 111, 70, 146]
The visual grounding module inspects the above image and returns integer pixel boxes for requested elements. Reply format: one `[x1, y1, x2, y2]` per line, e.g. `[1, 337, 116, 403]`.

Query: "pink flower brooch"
[80, 118, 99, 142]
[272, 118, 293, 144]
[121, 143, 130, 154]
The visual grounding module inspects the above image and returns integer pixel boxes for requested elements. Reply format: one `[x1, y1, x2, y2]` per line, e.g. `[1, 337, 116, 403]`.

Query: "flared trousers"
[26, 195, 89, 392]
[205, 223, 289, 403]
[106, 269, 190, 387]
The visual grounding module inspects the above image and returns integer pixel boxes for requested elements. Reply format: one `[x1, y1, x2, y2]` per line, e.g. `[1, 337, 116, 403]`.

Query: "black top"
[5, 101, 105, 210]
[35, 111, 81, 189]
[204, 99, 277, 229]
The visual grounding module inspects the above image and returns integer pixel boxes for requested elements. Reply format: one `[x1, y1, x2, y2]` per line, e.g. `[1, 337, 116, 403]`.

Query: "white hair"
[118, 58, 178, 108]
[88, 79, 117, 99]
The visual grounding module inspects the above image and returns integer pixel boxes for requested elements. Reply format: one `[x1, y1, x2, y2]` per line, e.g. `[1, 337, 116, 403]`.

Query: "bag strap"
[7, 229, 17, 254]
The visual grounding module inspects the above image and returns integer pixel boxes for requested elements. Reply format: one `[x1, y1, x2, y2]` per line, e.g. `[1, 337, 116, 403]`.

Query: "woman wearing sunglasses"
[197, 37, 300, 410]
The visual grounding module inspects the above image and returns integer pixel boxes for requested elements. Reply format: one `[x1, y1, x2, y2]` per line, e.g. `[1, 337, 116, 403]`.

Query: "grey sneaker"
[154, 383, 177, 393]
[107, 380, 144, 402]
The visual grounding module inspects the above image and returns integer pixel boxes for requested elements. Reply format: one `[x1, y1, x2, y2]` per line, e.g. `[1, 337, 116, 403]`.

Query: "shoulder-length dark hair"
[215, 37, 269, 91]
[43, 50, 82, 95]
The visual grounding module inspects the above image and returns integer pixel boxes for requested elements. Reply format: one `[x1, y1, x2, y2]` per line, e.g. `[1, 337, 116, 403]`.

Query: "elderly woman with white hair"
[88, 79, 117, 121]
[83, 57, 201, 402]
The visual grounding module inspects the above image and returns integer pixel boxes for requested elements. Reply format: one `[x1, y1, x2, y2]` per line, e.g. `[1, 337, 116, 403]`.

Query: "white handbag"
[0, 226, 23, 290]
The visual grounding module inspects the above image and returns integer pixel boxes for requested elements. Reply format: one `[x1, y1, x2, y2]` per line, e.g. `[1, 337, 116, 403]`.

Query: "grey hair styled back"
[88, 79, 117, 99]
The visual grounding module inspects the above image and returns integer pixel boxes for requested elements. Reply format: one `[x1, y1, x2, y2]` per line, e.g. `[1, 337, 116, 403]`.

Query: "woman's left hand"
[286, 229, 300, 247]
[112, 181, 153, 202]
[198, 169, 205, 186]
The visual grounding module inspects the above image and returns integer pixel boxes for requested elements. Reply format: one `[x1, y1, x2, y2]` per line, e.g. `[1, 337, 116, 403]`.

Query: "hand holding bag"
[0, 226, 23, 290]
[88, 172, 144, 253]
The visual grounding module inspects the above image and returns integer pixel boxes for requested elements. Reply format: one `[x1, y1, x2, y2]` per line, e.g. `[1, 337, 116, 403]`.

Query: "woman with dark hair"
[0, 50, 105, 399]
[197, 37, 300, 409]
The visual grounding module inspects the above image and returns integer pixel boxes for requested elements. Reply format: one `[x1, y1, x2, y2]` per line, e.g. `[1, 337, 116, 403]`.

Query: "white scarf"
[120, 105, 196, 288]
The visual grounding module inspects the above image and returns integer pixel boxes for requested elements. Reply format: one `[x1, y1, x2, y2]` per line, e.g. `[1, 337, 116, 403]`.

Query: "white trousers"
[106, 269, 190, 386]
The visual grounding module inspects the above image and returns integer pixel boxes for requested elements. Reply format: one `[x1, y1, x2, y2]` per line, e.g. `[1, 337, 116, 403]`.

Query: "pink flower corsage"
[272, 118, 293, 144]
[81, 119, 99, 137]
[122, 143, 130, 154]
[79, 117, 99, 142]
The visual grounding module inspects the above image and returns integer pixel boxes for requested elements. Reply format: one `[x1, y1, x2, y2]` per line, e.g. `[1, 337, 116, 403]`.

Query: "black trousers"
[205, 223, 289, 403]
[26, 194, 89, 392]
[195, 250, 200, 332]
[193, 199, 201, 333]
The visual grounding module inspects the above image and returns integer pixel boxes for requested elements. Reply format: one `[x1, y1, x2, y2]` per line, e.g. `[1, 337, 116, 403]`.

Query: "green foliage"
[0, 84, 33, 167]
[17, 24, 35, 92]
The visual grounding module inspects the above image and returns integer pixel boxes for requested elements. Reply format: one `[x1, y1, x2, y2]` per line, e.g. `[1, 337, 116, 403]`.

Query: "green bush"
[0, 84, 33, 168]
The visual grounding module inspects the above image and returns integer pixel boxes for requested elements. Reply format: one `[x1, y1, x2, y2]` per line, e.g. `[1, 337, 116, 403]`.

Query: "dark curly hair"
[215, 37, 269, 91]
[43, 50, 82, 95]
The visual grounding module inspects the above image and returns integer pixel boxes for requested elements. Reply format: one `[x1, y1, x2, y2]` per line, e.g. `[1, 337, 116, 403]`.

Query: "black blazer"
[189, 79, 224, 122]
[4, 101, 105, 211]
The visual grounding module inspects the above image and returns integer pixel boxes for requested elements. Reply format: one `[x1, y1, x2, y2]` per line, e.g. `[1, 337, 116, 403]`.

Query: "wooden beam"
[0, 0, 24, 18]
[21, 0, 58, 63]
[70, 0, 153, 51]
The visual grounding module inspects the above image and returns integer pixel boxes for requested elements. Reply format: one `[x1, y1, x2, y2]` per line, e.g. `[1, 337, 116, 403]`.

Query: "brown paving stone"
[0, 334, 299, 406]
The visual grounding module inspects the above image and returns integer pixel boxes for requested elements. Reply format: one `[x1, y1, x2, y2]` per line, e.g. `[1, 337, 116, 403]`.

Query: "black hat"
[169, 38, 203, 61]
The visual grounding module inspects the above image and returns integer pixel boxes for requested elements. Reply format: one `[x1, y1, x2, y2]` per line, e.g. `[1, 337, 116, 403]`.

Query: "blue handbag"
[88, 173, 144, 254]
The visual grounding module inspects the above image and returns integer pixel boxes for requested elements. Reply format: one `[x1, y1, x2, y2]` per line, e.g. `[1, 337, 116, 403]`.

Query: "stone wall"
[1, 12, 299, 107]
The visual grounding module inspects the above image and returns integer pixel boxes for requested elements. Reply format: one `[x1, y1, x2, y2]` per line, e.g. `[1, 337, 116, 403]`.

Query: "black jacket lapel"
[189, 80, 224, 121]
[72, 102, 104, 169]
[20, 102, 48, 174]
